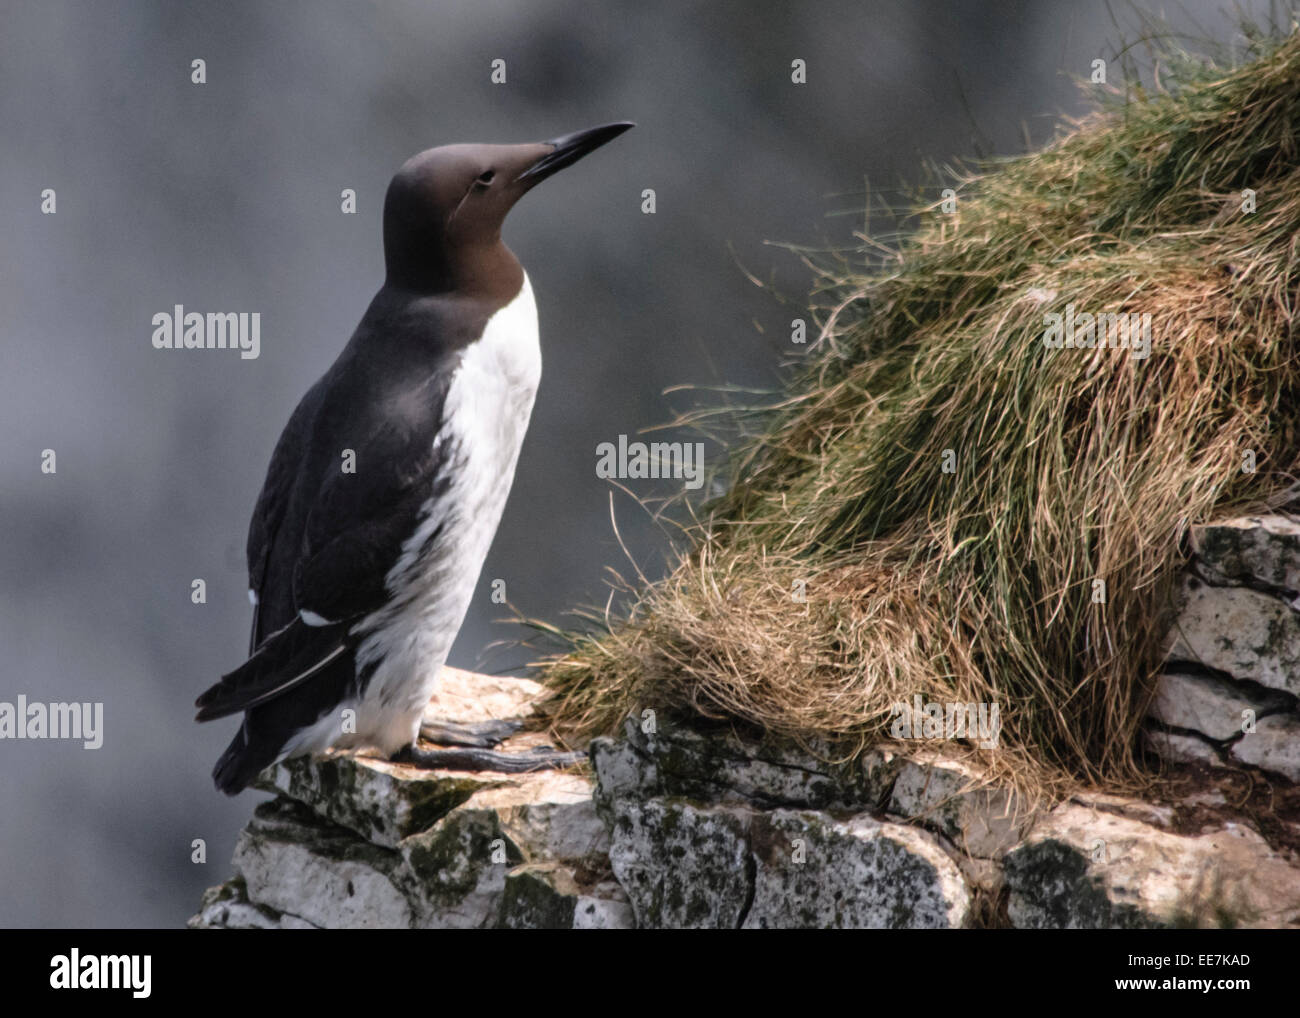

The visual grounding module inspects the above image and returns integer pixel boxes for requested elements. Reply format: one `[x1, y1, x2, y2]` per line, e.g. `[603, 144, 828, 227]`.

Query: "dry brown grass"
[533, 26, 1300, 802]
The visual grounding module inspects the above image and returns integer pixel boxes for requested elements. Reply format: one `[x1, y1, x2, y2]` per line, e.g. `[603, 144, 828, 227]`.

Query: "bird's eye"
[475, 169, 495, 188]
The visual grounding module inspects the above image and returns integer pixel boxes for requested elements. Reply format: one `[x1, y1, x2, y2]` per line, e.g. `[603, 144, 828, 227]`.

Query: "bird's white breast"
[300, 274, 542, 759]
[446, 271, 543, 487]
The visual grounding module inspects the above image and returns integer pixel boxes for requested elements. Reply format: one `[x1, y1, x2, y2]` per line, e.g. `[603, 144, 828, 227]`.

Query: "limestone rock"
[234, 797, 415, 929]
[397, 776, 611, 927]
[607, 796, 972, 929]
[1068, 791, 1176, 830]
[259, 754, 500, 849]
[224, 782, 618, 929]
[396, 802, 521, 927]
[1166, 578, 1300, 696]
[1229, 714, 1300, 781]
[744, 809, 972, 928]
[255, 668, 549, 848]
[194, 659, 1300, 930]
[1191, 515, 1300, 590]
[887, 751, 1028, 857]
[1005, 802, 1300, 928]
[570, 884, 636, 929]
[192, 668, 618, 929]
[592, 716, 896, 812]
[608, 798, 753, 928]
[187, 877, 317, 930]
[1142, 727, 1224, 767]
[1147, 670, 1273, 741]
[423, 666, 547, 723]
[497, 863, 633, 929]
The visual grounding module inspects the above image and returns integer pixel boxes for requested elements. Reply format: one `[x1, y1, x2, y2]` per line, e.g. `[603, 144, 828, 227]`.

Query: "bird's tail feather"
[212, 723, 279, 796]
[205, 621, 362, 794]
[195, 616, 352, 722]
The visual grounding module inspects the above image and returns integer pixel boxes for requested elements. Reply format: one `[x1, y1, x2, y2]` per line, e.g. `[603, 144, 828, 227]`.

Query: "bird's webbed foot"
[391, 743, 586, 773]
[417, 718, 523, 748]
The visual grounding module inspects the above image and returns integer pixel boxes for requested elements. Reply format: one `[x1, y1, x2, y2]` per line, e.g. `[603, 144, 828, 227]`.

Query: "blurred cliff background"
[0, 0, 1279, 926]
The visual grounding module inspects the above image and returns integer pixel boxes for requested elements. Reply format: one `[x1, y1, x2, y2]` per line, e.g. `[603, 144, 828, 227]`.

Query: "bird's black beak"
[515, 121, 635, 184]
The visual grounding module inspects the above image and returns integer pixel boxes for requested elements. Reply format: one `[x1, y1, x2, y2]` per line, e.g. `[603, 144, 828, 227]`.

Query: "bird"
[195, 121, 634, 794]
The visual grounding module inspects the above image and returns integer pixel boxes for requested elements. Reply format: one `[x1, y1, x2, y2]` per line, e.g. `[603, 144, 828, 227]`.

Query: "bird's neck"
[385, 237, 523, 306]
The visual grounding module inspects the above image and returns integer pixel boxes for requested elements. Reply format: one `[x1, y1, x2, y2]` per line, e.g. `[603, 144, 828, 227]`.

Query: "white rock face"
[497, 863, 634, 929]
[188, 878, 317, 929]
[887, 752, 1027, 858]
[1149, 516, 1300, 786]
[234, 798, 415, 929]
[1141, 727, 1222, 767]
[1147, 671, 1264, 741]
[743, 810, 972, 929]
[605, 798, 973, 929]
[593, 721, 981, 928]
[590, 715, 898, 811]
[1005, 802, 1300, 929]
[193, 669, 630, 930]
[1189, 514, 1300, 589]
[1230, 714, 1300, 781]
[608, 799, 755, 928]
[1167, 580, 1300, 695]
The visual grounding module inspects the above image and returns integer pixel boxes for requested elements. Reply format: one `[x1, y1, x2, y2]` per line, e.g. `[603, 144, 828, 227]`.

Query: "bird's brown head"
[382, 121, 634, 296]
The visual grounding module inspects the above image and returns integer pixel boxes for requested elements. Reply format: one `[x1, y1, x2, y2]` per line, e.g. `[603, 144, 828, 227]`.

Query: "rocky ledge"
[191, 669, 631, 929]
[192, 516, 1300, 929]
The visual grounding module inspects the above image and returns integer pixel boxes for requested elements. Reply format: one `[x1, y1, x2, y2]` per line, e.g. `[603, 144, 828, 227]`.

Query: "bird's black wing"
[197, 363, 459, 721]
[195, 615, 352, 721]
[292, 367, 459, 624]
[245, 376, 327, 654]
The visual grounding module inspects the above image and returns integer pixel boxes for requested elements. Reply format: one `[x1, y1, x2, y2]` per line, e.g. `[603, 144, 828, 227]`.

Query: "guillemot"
[196, 121, 634, 794]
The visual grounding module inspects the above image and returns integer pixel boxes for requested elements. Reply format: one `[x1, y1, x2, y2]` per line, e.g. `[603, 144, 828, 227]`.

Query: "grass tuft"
[534, 25, 1300, 800]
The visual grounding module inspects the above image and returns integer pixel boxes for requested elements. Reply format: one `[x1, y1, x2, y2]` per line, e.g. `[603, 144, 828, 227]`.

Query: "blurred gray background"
[0, 0, 1275, 926]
